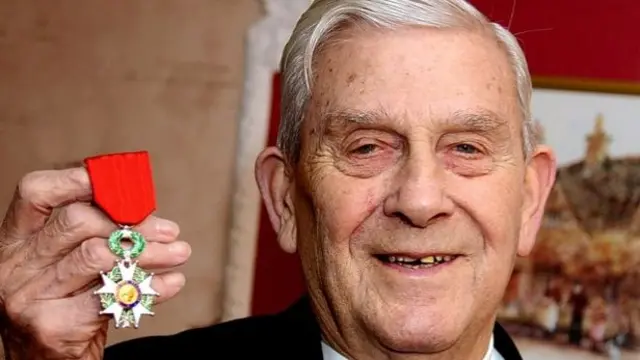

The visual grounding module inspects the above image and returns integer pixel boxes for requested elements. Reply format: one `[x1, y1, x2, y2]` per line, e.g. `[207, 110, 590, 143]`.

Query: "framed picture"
[467, 1, 640, 358]
[498, 86, 640, 360]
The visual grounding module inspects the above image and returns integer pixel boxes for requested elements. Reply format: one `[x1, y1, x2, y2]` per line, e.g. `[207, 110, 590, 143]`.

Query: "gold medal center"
[116, 283, 140, 305]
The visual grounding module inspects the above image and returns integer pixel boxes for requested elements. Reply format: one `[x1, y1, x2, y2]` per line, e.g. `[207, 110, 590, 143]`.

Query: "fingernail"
[169, 241, 191, 257]
[164, 273, 186, 288]
[157, 219, 180, 236]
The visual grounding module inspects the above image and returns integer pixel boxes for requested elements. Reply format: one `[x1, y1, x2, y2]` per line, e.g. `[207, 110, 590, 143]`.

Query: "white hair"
[278, 0, 535, 162]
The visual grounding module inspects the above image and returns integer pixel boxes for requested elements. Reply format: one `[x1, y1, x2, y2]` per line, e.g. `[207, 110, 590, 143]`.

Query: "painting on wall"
[465, 1, 640, 357]
[498, 87, 640, 360]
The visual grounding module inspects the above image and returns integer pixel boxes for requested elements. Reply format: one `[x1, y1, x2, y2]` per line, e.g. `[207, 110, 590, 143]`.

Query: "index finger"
[2, 167, 93, 238]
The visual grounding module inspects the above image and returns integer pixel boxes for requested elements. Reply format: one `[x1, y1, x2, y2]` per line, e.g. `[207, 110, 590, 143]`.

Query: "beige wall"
[0, 0, 262, 346]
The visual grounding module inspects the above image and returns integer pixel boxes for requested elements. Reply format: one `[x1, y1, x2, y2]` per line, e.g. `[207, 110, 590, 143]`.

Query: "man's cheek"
[320, 182, 383, 242]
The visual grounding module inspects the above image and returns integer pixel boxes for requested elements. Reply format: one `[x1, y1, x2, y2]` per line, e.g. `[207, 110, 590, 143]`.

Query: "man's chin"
[363, 309, 465, 354]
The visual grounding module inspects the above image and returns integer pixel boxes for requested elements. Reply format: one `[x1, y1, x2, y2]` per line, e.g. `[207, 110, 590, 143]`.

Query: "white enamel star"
[95, 261, 158, 328]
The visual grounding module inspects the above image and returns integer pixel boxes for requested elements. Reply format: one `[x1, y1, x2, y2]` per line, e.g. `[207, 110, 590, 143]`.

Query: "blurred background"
[1, 1, 639, 359]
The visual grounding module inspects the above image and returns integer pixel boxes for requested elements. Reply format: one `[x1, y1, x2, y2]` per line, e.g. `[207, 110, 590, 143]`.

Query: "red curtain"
[471, 0, 640, 83]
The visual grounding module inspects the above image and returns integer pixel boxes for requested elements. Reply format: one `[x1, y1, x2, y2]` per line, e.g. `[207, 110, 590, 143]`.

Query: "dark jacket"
[105, 296, 522, 359]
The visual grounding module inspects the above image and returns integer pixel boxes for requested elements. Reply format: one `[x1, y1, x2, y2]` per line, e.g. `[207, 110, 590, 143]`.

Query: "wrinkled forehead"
[304, 25, 521, 136]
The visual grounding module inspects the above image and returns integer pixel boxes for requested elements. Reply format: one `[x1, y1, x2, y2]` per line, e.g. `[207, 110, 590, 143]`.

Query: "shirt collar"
[321, 336, 501, 360]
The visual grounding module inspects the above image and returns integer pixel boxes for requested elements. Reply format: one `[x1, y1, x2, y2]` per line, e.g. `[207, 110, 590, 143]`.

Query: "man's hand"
[0, 168, 191, 359]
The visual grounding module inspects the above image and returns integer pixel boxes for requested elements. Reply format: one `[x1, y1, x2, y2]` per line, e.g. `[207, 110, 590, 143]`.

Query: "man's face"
[258, 25, 555, 356]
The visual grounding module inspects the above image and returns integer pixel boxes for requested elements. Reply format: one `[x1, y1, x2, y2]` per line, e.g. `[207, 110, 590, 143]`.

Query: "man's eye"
[352, 143, 379, 155]
[454, 143, 480, 154]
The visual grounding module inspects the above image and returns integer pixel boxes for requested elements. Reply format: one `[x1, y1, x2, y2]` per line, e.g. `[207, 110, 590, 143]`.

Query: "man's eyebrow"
[317, 107, 509, 135]
[319, 108, 389, 133]
[447, 109, 510, 133]
[322, 109, 387, 124]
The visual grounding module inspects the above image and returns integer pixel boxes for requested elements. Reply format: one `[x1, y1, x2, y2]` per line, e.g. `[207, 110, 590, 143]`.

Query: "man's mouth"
[375, 254, 458, 269]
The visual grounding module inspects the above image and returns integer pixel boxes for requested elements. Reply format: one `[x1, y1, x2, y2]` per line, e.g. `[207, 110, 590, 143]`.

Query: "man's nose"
[383, 152, 454, 228]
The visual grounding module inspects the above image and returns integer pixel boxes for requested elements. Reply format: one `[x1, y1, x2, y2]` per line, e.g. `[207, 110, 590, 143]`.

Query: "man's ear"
[255, 146, 297, 253]
[518, 145, 557, 257]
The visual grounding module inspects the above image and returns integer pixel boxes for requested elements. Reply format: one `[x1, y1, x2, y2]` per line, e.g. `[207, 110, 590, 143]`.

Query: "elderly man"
[0, 0, 555, 359]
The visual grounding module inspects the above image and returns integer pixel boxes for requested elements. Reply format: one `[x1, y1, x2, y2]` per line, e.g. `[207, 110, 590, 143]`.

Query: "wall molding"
[221, 0, 309, 321]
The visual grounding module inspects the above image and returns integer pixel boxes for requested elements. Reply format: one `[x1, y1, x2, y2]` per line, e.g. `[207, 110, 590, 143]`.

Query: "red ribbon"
[84, 151, 157, 225]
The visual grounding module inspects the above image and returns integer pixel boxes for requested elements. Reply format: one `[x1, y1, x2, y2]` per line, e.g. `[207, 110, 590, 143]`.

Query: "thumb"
[2, 168, 93, 238]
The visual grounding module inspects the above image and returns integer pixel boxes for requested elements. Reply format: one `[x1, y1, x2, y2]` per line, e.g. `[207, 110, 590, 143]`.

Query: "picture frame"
[503, 75, 640, 360]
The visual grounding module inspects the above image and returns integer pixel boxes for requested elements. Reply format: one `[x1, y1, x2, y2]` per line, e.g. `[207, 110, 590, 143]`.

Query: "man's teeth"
[386, 255, 455, 267]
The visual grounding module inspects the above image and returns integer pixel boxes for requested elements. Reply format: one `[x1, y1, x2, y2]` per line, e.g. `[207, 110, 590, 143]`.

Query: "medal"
[85, 151, 158, 329]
